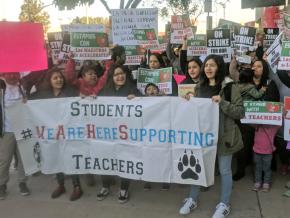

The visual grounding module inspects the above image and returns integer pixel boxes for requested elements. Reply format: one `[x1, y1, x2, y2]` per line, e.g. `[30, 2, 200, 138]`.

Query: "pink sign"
[173, 74, 186, 84]
[0, 22, 47, 72]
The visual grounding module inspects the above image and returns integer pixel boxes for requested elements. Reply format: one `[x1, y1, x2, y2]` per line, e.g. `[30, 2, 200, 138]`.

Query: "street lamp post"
[215, 0, 230, 19]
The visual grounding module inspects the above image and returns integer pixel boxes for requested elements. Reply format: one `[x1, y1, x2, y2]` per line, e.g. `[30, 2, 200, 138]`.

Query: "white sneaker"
[212, 203, 230, 218]
[96, 187, 110, 201]
[179, 198, 197, 215]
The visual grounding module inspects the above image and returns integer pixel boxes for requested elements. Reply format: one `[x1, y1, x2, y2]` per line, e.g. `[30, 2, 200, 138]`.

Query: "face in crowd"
[188, 60, 201, 80]
[145, 85, 159, 96]
[204, 58, 218, 80]
[149, 55, 161, 69]
[82, 69, 98, 86]
[252, 60, 263, 79]
[113, 67, 126, 89]
[50, 71, 64, 91]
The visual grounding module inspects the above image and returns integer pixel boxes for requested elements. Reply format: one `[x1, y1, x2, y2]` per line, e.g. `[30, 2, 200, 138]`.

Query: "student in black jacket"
[97, 65, 141, 204]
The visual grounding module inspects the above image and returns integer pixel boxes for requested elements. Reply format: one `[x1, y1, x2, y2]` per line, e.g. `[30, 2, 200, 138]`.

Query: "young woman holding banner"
[179, 55, 244, 218]
[30, 68, 83, 201]
[97, 64, 141, 204]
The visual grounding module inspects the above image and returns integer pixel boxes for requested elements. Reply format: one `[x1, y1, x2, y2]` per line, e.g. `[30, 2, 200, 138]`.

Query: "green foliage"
[54, 0, 94, 10]
[19, 0, 51, 34]
[54, 0, 143, 12]
[160, 0, 200, 17]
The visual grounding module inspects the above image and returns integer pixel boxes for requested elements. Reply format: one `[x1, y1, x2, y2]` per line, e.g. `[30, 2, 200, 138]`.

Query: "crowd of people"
[0, 34, 289, 218]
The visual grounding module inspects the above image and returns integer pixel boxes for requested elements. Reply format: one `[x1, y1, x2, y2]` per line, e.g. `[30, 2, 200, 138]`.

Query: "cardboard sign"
[137, 67, 173, 94]
[187, 34, 207, 56]
[124, 45, 144, 65]
[0, 22, 47, 72]
[70, 32, 110, 60]
[263, 28, 280, 50]
[111, 8, 158, 45]
[278, 41, 290, 70]
[207, 29, 231, 63]
[284, 13, 290, 40]
[47, 32, 63, 65]
[178, 84, 196, 96]
[132, 29, 159, 49]
[241, 101, 283, 126]
[234, 26, 256, 64]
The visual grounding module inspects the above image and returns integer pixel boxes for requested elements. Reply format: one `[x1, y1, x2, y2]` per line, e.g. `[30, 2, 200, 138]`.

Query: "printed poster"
[241, 101, 283, 126]
[111, 8, 158, 45]
[137, 67, 173, 95]
[234, 26, 256, 64]
[278, 41, 290, 70]
[187, 34, 207, 56]
[207, 29, 231, 63]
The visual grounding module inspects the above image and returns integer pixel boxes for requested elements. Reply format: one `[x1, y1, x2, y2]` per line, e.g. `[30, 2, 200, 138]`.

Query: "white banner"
[111, 8, 158, 45]
[9, 97, 219, 186]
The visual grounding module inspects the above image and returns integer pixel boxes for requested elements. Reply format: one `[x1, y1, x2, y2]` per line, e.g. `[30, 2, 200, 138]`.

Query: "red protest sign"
[0, 22, 47, 72]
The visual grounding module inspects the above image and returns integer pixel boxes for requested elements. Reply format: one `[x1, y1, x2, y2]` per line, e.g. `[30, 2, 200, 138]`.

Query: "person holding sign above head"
[179, 55, 244, 218]
[97, 64, 141, 204]
[142, 53, 178, 96]
[179, 35, 203, 85]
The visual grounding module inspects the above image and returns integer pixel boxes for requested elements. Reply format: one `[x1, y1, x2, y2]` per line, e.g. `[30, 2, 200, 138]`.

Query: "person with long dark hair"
[179, 55, 244, 218]
[97, 65, 141, 204]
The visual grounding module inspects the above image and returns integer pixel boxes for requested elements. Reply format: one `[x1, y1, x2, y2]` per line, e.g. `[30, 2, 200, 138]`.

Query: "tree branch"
[130, 0, 142, 8]
[125, 0, 134, 8]
[99, 0, 111, 14]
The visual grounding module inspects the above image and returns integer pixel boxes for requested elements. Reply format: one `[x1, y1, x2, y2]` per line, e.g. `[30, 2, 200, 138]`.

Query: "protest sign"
[218, 19, 241, 31]
[0, 22, 47, 72]
[137, 68, 173, 95]
[67, 24, 105, 33]
[278, 41, 290, 70]
[9, 97, 219, 186]
[284, 97, 290, 141]
[150, 36, 168, 53]
[234, 26, 256, 64]
[47, 32, 63, 65]
[207, 29, 231, 62]
[124, 45, 144, 65]
[187, 34, 207, 56]
[284, 13, 290, 40]
[170, 15, 195, 44]
[266, 32, 283, 73]
[171, 15, 191, 30]
[241, 101, 283, 125]
[263, 28, 280, 50]
[70, 32, 110, 60]
[132, 28, 159, 49]
[111, 8, 158, 45]
[178, 84, 196, 97]
[170, 26, 196, 44]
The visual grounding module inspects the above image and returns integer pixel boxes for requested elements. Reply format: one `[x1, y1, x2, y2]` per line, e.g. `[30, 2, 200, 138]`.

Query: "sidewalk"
[0, 169, 289, 218]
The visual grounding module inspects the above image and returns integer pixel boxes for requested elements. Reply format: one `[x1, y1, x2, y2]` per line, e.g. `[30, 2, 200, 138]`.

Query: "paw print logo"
[178, 150, 201, 180]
